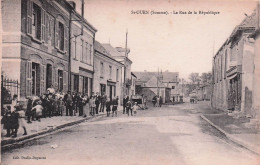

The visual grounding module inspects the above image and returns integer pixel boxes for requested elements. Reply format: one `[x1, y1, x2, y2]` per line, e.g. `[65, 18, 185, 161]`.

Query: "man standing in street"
[123, 96, 129, 114]
[100, 94, 106, 113]
[95, 92, 100, 114]
[64, 91, 73, 116]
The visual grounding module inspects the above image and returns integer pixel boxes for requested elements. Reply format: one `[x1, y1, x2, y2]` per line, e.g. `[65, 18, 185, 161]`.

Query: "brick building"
[212, 8, 258, 118]
[69, 3, 97, 95]
[93, 41, 123, 101]
[2, 0, 73, 101]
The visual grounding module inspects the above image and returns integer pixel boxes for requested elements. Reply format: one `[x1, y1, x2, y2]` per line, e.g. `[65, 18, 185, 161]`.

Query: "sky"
[73, 0, 257, 79]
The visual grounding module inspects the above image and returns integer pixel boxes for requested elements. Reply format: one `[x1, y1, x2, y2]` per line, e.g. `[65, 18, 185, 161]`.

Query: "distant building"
[102, 44, 134, 97]
[93, 41, 123, 101]
[134, 71, 183, 103]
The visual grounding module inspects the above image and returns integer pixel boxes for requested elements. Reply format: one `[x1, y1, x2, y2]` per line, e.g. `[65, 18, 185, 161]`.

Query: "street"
[1, 102, 259, 165]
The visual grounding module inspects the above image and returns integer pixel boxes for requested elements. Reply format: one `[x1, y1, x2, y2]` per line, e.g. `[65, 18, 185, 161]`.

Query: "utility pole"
[157, 67, 159, 96]
[124, 29, 128, 97]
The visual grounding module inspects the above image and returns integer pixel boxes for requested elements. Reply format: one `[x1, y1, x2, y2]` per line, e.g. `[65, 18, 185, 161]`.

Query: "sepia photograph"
[0, 0, 260, 164]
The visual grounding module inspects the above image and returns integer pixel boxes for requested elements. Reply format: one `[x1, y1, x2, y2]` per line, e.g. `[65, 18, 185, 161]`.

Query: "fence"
[1, 75, 20, 104]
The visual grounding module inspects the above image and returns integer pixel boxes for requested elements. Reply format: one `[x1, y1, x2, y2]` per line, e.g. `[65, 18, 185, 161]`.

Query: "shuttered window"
[26, 61, 32, 96]
[27, 0, 33, 36]
[55, 18, 67, 53]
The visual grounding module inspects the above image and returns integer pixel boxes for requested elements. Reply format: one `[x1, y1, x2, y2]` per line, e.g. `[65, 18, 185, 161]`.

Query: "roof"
[214, 9, 257, 58]
[94, 41, 110, 56]
[134, 71, 179, 83]
[102, 44, 124, 57]
[145, 76, 166, 88]
[131, 72, 137, 78]
[94, 41, 124, 66]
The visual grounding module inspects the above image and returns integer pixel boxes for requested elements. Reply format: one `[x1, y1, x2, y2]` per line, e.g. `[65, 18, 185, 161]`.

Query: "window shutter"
[27, 0, 33, 36]
[64, 26, 68, 53]
[45, 13, 49, 43]
[55, 69, 58, 87]
[26, 61, 32, 96]
[41, 9, 46, 42]
[55, 19, 59, 49]
[50, 17, 54, 46]
[40, 64, 45, 95]
[63, 71, 67, 92]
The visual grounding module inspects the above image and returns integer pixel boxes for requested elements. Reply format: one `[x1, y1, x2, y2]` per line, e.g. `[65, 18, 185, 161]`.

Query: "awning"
[227, 73, 238, 80]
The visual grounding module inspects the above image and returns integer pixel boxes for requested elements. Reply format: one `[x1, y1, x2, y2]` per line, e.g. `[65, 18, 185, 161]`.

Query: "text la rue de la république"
[131, 10, 220, 15]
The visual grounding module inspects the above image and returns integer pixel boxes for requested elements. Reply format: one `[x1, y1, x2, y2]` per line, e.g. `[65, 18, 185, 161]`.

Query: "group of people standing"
[152, 96, 163, 107]
[123, 96, 138, 116]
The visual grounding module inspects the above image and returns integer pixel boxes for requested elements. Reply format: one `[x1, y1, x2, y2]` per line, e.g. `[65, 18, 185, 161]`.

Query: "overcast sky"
[73, 0, 257, 79]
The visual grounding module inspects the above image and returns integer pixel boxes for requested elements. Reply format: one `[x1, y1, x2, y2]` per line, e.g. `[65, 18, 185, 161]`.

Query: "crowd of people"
[1, 85, 124, 138]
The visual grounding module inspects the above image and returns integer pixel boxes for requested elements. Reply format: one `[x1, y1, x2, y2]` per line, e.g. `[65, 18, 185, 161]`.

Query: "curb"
[200, 115, 260, 156]
[1, 113, 106, 151]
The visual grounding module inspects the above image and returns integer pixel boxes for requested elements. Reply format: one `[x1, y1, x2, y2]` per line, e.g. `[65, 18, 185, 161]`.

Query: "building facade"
[212, 8, 258, 118]
[70, 6, 97, 95]
[2, 0, 73, 101]
[93, 41, 123, 101]
[102, 44, 134, 98]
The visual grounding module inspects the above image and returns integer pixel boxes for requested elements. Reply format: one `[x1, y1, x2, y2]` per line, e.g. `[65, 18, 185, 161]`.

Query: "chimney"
[68, 1, 76, 9]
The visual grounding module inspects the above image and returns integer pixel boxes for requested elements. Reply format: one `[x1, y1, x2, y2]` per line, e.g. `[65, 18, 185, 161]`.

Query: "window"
[116, 69, 119, 82]
[58, 22, 64, 51]
[32, 62, 40, 96]
[100, 62, 104, 77]
[85, 42, 88, 63]
[89, 44, 92, 65]
[109, 66, 112, 80]
[83, 77, 88, 94]
[73, 37, 77, 59]
[32, 3, 41, 40]
[81, 39, 84, 61]
[46, 64, 52, 89]
[58, 70, 63, 92]
[73, 74, 79, 92]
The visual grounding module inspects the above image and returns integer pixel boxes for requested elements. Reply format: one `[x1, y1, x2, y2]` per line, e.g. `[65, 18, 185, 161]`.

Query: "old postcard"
[1, 0, 260, 164]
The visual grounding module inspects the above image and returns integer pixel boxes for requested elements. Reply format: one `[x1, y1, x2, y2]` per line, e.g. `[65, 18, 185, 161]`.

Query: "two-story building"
[2, 0, 73, 101]
[93, 41, 123, 101]
[212, 9, 257, 118]
[102, 44, 134, 98]
[69, 3, 97, 95]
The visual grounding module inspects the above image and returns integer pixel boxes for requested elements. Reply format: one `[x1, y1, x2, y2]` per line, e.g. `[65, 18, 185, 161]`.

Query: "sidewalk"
[201, 113, 260, 155]
[1, 105, 123, 151]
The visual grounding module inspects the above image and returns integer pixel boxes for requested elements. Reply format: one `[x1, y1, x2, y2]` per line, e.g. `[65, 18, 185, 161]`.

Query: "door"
[46, 64, 52, 89]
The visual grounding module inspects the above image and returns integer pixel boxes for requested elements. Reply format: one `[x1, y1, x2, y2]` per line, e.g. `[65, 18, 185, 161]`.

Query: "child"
[32, 101, 43, 121]
[132, 102, 138, 116]
[2, 106, 12, 137]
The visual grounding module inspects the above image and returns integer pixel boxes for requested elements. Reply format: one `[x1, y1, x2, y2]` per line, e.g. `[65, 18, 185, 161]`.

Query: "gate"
[1, 75, 20, 104]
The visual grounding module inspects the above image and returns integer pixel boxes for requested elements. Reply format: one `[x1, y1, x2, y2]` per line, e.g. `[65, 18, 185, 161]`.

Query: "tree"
[188, 73, 200, 84]
[200, 72, 212, 84]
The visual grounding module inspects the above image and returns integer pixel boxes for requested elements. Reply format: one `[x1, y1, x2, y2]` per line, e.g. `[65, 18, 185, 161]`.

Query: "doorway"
[46, 64, 52, 89]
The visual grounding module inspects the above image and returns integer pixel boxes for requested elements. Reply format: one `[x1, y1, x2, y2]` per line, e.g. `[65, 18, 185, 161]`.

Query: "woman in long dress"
[83, 94, 89, 117]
